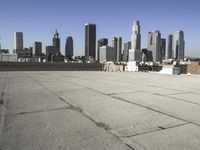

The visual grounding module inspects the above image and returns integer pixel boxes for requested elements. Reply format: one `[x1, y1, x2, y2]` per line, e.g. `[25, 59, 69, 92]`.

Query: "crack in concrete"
[6, 106, 70, 117]
[158, 126, 166, 130]
[96, 122, 110, 130]
[151, 93, 200, 106]
[59, 97, 112, 132]
[146, 84, 200, 96]
[165, 92, 193, 95]
[107, 91, 141, 96]
[0, 92, 4, 105]
[121, 122, 190, 138]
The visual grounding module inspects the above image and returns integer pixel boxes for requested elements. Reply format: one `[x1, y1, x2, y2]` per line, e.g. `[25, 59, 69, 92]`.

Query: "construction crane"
[49, 25, 62, 38]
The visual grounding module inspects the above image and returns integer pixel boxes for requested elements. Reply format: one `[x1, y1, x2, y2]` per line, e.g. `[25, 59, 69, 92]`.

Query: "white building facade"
[129, 21, 141, 62]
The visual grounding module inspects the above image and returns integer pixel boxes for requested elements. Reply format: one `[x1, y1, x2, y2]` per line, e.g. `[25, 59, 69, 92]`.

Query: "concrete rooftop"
[0, 71, 200, 150]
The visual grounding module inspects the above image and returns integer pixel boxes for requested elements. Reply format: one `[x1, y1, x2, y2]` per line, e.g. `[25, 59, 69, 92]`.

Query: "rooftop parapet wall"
[0, 62, 103, 71]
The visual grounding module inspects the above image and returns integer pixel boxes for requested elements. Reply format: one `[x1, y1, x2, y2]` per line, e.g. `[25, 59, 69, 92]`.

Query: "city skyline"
[0, 0, 200, 57]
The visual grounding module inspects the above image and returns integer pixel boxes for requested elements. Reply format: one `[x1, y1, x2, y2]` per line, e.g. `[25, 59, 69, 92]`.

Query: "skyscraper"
[65, 36, 73, 60]
[172, 31, 185, 60]
[131, 21, 141, 50]
[147, 31, 161, 62]
[129, 21, 141, 62]
[117, 37, 122, 62]
[97, 38, 108, 62]
[123, 41, 131, 62]
[112, 37, 117, 50]
[13, 32, 23, 53]
[167, 31, 185, 60]
[160, 38, 166, 62]
[52, 30, 60, 54]
[33, 41, 42, 56]
[85, 23, 96, 61]
[167, 34, 173, 59]
[112, 37, 122, 62]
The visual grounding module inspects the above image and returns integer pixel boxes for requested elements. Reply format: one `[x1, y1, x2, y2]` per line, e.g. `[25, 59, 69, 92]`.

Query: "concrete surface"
[0, 71, 200, 150]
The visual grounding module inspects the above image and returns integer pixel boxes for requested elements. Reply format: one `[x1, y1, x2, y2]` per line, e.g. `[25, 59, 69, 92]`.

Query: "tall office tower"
[52, 30, 60, 53]
[167, 34, 173, 59]
[147, 31, 161, 62]
[129, 21, 141, 62]
[112, 37, 122, 62]
[160, 38, 166, 62]
[97, 38, 108, 62]
[112, 37, 118, 51]
[13, 32, 23, 53]
[172, 31, 185, 60]
[33, 41, 42, 56]
[65, 36, 74, 60]
[131, 21, 141, 50]
[123, 41, 131, 62]
[85, 23, 96, 61]
[117, 37, 122, 62]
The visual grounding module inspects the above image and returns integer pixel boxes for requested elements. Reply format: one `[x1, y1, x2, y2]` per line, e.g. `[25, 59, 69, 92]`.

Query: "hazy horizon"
[0, 0, 200, 57]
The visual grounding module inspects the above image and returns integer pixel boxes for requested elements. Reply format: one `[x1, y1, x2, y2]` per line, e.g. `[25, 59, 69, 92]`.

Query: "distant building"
[0, 52, 17, 62]
[99, 46, 116, 63]
[112, 37, 117, 60]
[13, 32, 23, 54]
[141, 49, 153, 62]
[160, 38, 166, 62]
[0, 49, 9, 53]
[117, 37, 122, 62]
[129, 21, 141, 62]
[97, 38, 108, 62]
[167, 31, 185, 61]
[186, 61, 200, 74]
[103, 62, 123, 72]
[85, 23, 96, 61]
[172, 31, 185, 60]
[167, 34, 173, 59]
[52, 52, 64, 62]
[65, 36, 73, 60]
[147, 31, 161, 62]
[46, 45, 64, 62]
[131, 21, 141, 50]
[46, 46, 57, 61]
[123, 41, 131, 62]
[112, 37, 122, 62]
[33, 42, 42, 56]
[52, 30, 60, 53]
[16, 48, 32, 58]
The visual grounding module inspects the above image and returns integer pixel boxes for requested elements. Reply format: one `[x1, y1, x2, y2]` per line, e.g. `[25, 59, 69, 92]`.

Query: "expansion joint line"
[121, 122, 190, 138]
[110, 95, 200, 127]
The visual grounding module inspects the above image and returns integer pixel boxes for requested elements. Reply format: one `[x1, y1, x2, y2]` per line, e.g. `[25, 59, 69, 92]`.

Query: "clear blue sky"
[0, 0, 200, 57]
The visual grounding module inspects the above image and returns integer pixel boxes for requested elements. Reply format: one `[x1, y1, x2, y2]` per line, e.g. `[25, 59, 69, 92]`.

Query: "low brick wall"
[0, 62, 103, 71]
